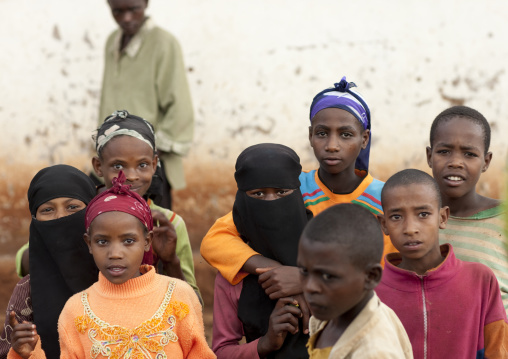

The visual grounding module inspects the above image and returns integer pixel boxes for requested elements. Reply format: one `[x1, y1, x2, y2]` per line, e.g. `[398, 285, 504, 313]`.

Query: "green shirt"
[99, 18, 194, 189]
[439, 205, 508, 313]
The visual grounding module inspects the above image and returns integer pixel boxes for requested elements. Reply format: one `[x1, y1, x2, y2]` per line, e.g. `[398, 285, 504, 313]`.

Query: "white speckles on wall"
[1, 0, 507, 175]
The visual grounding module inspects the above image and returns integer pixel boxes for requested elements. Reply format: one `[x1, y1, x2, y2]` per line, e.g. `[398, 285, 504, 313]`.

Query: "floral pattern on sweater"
[74, 280, 189, 359]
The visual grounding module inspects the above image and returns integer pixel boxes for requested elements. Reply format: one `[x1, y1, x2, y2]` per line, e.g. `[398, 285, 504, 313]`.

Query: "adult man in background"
[99, 0, 194, 209]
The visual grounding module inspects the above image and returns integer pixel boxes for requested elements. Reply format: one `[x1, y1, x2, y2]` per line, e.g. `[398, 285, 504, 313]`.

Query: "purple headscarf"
[309, 76, 371, 173]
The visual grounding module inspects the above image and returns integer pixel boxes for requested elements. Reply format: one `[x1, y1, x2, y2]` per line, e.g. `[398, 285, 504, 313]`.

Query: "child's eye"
[113, 164, 123, 170]
[390, 214, 401, 221]
[341, 132, 353, 138]
[139, 162, 148, 168]
[39, 207, 54, 213]
[321, 273, 334, 281]
[124, 238, 136, 244]
[436, 149, 449, 155]
[465, 152, 478, 158]
[276, 189, 293, 196]
[316, 131, 327, 137]
[247, 190, 264, 197]
[419, 212, 430, 218]
[96, 239, 108, 246]
[299, 267, 308, 276]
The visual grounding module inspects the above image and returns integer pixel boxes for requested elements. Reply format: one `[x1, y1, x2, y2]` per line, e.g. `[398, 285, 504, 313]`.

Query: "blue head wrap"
[309, 76, 371, 173]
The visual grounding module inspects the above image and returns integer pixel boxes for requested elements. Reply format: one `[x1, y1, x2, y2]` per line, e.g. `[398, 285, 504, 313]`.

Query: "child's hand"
[151, 210, 178, 264]
[9, 311, 39, 359]
[257, 297, 302, 357]
[256, 266, 302, 299]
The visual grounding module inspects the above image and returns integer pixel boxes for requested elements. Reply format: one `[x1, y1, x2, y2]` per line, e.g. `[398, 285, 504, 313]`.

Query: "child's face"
[426, 117, 492, 201]
[297, 236, 371, 322]
[379, 183, 448, 264]
[93, 136, 157, 197]
[84, 211, 151, 285]
[108, 0, 147, 36]
[309, 108, 369, 176]
[245, 188, 294, 201]
[35, 197, 86, 221]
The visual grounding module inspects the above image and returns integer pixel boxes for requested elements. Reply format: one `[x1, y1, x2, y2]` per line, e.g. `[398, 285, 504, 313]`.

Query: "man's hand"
[9, 311, 38, 359]
[257, 298, 302, 358]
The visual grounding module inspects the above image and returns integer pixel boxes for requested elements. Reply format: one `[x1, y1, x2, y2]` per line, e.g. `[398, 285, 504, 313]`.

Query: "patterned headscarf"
[309, 76, 371, 173]
[85, 171, 153, 232]
[95, 110, 156, 155]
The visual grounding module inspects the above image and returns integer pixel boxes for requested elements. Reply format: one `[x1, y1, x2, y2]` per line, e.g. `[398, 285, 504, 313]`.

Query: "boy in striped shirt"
[426, 106, 508, 314]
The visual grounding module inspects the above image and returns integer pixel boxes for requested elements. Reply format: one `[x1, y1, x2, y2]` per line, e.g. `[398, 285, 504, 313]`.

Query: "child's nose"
[108, 244, 123, 259]
[124, 169, 139, 182]
[325, 135, 340, 152]
[403, 218, 419, 236]
[302, 276, 320, 294]
[447, 153, 464, 168]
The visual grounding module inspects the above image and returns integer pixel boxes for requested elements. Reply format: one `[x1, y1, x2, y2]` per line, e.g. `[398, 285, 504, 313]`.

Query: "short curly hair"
[429, 106, 491, 153]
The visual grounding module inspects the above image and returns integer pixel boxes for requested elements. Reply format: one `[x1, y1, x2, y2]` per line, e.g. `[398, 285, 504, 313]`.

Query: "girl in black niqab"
[1, 165, 98, 359]
[233, 143, 311, 359]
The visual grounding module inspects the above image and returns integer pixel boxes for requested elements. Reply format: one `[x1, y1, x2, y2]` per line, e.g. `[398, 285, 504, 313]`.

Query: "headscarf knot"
[110, 172, 132, 194]
[334, 76, 357, 92]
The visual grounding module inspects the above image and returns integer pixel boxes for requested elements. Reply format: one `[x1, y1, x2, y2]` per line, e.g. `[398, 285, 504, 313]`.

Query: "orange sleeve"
[484, 319, 508, 358]
[381, 233, 397, 268]
[200, 212, 258, 285]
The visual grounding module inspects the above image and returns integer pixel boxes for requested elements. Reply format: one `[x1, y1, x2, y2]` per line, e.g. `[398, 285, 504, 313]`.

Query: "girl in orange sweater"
[9, 171, 215, 359]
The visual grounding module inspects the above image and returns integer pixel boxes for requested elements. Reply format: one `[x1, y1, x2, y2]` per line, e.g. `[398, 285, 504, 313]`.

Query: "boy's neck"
[326, 290, 373, 340]
[398, 245, 444, 276]
[318, 167, 363, 194]
[443, 190, 499, 217]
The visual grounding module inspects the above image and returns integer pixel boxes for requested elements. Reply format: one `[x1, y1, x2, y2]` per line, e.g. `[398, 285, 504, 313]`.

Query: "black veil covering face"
[234, 144, 310, 359]
[28, 165, 98, 359]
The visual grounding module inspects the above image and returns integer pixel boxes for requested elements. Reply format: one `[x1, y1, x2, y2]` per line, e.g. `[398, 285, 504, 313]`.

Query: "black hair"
[382, 169, 442, 208]
[429, 106, 491, 153]
[301, 203, 383, 268]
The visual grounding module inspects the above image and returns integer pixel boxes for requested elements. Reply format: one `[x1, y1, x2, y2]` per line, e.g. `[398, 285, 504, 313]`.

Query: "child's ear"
[92, 156, 103, 178]
[439, 206, 450, 230]
[482, 151, 493, 173]
[364, 263, 382, 290]
[377, 214, 389, 236]
[152, 153, 159, 173]
[426, 146, 433, 168]
[308, 126, 313, 147]
[83, 232, 93, 254]
[361, 129, 370, 149]
[144, 231, 153, 252]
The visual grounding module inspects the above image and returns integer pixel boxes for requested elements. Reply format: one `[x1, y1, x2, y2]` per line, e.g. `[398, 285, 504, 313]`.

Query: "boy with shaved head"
[376, 169, 508, 359]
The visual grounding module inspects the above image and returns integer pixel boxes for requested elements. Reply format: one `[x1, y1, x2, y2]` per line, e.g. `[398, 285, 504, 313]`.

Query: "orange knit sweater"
[8, 266, 215, 359]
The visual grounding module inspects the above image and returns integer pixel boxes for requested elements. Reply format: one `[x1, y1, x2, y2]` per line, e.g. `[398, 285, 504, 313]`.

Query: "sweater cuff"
[155, 132, 192, 156]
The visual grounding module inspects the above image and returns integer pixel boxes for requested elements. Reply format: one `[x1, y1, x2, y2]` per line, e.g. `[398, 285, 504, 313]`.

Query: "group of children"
[1, 77, 508, 358]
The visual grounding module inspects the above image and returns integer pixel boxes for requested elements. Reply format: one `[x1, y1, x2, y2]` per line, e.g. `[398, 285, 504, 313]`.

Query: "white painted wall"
[1, 0, 507, 175]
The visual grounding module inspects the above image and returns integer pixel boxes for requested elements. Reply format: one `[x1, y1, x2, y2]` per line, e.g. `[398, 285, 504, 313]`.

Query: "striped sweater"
[300, 170, 384, 215]
[439, 205, 508, 314]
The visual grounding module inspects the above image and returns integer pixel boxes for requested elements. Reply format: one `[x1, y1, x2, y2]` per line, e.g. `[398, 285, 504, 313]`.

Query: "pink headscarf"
[85, 171, 154, 265]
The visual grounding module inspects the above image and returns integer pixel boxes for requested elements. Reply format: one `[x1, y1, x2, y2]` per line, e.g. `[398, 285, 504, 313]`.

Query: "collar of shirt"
[109, 17, 155, 61]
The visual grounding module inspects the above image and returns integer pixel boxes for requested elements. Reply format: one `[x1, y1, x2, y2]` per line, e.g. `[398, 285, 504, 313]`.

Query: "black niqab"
[28, 165, 98, 359]
[233, 144, 310, 359]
